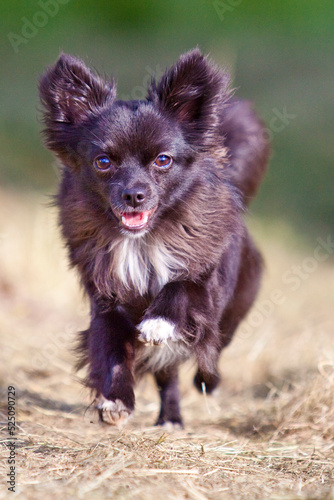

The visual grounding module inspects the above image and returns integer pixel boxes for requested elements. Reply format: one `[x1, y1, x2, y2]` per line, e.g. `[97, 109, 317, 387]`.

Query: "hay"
[0, 191, 333, 499]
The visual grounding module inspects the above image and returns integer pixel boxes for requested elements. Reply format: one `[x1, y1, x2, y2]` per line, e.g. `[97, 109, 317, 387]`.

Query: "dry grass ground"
[0, 189, 333, 499]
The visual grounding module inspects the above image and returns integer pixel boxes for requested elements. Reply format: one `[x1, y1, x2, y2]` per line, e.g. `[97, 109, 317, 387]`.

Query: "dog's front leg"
[137, 276, 234, 396]
[87, 305, 136, 427]
[137, 281, 192, 346]
[138, 280, 218, 346]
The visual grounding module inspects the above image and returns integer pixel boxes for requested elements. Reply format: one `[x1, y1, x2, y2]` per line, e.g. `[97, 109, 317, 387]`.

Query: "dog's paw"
[155, 418, 183, 430]
[159, 421, 183, 431]
[193, 370, 221, 394]
[137, 317, 181, 346]
[95, 395, 132, 428]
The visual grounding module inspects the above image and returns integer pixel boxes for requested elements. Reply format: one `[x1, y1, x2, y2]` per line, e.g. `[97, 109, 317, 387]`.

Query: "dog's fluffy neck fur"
[59, 173, 243, 304]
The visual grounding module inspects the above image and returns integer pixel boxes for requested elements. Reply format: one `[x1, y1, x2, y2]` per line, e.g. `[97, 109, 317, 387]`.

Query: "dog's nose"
[121, 187, 147, 208]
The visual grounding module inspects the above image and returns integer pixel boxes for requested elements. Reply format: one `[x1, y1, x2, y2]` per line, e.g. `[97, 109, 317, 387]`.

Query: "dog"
[39, 49, 270, 427]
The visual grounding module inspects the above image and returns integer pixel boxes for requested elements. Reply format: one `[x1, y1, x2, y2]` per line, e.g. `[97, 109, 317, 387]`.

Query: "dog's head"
[39, 49, 230, 236]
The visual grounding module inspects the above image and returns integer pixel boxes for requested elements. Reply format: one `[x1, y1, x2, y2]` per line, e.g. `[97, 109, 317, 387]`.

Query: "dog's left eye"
[154, 154, 173, 169]
[94, 155, 112, 171]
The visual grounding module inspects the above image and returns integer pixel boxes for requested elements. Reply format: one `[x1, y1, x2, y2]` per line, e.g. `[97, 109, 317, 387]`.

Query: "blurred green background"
[1, 0, 333, 239]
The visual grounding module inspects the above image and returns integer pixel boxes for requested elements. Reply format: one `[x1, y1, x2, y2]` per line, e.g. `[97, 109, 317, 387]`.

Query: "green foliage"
[1, 0, 333, 236]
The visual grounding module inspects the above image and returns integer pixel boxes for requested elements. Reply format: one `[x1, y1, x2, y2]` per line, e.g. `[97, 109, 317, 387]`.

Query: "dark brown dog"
[39, 49, 270, 427]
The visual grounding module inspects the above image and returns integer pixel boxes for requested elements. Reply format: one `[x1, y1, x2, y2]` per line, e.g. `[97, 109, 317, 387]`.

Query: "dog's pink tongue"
[121, 211, 150, 228]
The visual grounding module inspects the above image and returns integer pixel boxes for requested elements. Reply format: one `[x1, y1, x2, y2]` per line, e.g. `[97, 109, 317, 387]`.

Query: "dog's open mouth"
[120, 209, 155, 230]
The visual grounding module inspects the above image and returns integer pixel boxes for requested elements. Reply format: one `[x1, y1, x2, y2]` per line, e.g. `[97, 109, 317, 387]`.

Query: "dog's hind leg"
[193, 232, 263, 394]
[218, 232, 264, 350]
[154, 366, 183, 428]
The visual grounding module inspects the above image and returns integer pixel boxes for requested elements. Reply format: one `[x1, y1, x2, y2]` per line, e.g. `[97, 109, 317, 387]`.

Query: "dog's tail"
[221, 99, 271, 206]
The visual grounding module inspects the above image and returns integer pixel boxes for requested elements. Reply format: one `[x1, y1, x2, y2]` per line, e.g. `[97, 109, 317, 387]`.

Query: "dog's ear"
[39, 54, 116, 162]
[147, 49, 230, 145]
[39, 53, 116, 125]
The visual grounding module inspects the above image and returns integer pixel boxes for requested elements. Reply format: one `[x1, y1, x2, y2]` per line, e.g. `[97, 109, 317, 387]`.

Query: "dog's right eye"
[153, 154, 173, 169]
[93, 155, 112, 171]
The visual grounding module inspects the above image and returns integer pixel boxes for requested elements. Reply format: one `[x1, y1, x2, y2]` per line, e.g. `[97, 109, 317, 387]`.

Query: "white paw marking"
[161, 421, 183, 431]
[95, 395, 132, 428]
[137, 317, 181, 346]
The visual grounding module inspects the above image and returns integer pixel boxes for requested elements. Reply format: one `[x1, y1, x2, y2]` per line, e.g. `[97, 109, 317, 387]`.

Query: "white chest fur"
[109, 235, 187, 296]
